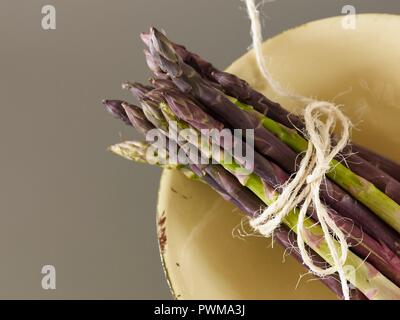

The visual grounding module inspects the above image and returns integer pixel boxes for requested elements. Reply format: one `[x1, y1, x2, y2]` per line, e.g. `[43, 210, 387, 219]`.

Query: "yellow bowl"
[156, 14, 400, 299]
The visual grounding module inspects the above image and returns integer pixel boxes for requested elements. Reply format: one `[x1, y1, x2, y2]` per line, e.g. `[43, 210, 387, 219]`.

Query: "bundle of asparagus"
[104, 27, 400, 300]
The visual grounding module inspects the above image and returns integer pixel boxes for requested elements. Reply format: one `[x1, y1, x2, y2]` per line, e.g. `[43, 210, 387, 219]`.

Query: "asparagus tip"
[102, 99, 134, 126]
[148, 27, 182, 78]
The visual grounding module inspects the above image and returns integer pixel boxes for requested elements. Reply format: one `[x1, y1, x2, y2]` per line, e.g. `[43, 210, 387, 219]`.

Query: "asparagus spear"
[156, 85, 400, 256]
[145, 27, 400, 235]
[165, 36, 400, 182]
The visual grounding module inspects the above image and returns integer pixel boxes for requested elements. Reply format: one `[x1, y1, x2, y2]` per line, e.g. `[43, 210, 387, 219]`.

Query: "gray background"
[0, 0, 399, 299]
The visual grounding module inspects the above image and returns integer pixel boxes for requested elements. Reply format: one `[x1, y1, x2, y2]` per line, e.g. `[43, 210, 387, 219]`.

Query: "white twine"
[244, 0, 351, 300]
